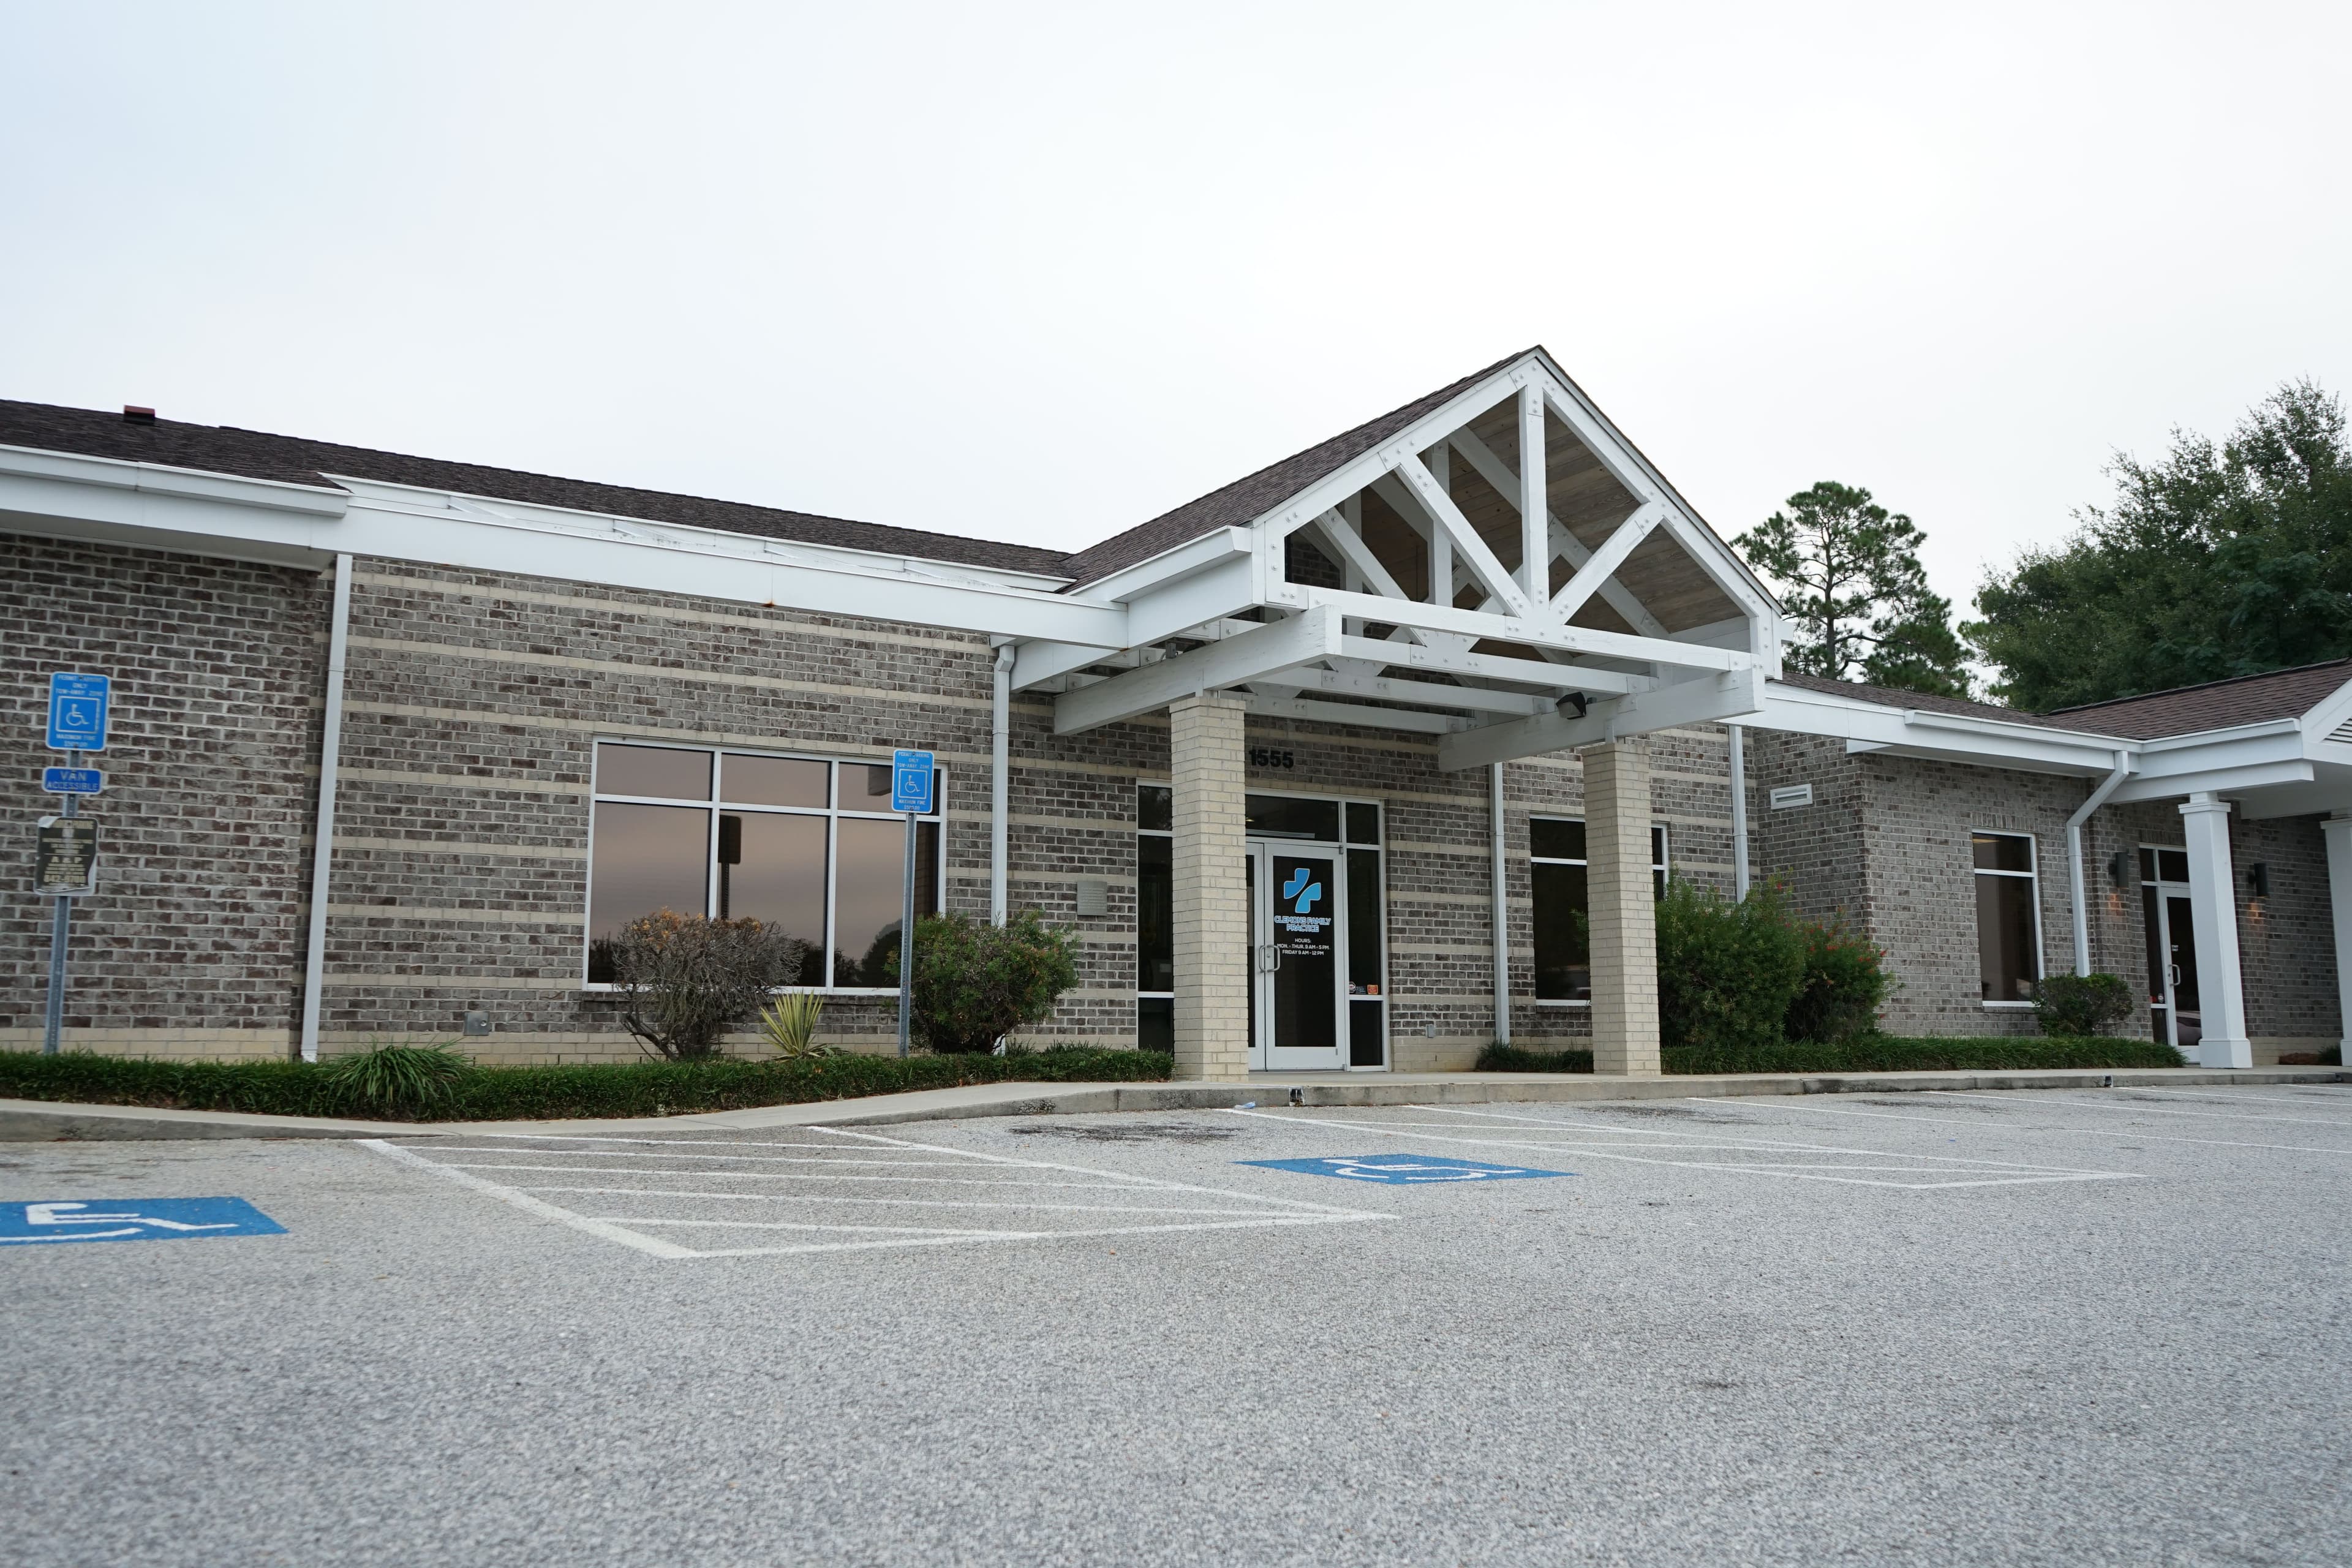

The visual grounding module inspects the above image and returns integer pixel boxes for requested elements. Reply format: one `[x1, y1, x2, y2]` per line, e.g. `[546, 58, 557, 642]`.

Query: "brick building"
[4, 349, 2346, 1074]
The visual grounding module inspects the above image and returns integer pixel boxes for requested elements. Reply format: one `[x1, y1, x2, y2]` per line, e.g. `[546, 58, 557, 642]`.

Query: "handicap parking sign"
[46, 671, 111, 752]
[0, 1197, 285, 1246]
[890, 748, 935, 813]
[1239, 1153, 1572, 1184]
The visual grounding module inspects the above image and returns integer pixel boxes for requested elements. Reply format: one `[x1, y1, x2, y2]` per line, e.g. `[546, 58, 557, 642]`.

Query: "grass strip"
[0, 1047, 1174, 1123]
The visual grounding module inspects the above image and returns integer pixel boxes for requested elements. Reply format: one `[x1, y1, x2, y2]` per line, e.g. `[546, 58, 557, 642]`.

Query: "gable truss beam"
[1304, 586, 1752, 673]
[1444, 428, 1673, 639]
[1387, 453, 1541, 622]
[1254, 663, 1557, 718]
[1550, 501, 1665, 621]
[1054, 606, 1341, 734]
[1332, 635, 1649, 696]
[1437, 668, 1768, 772]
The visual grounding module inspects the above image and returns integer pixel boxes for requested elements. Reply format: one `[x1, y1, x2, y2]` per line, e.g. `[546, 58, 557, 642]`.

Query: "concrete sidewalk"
[2, 1064, 2342, 1141]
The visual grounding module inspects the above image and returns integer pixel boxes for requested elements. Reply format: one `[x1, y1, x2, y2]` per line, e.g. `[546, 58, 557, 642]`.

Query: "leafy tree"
[1733, 481, 1971, 696]
[1967, 380, 2352, 710]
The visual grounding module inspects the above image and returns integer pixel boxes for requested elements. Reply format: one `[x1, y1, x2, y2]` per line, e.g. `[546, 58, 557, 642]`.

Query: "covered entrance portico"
[1014, 349, 1785, 1081]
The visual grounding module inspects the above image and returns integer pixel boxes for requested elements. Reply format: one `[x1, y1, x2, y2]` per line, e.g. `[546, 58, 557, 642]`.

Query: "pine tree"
[1734, 481, 1971, 698]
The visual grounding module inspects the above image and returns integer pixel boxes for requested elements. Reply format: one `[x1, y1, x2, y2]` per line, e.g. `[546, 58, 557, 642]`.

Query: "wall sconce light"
[2107, 851, 2131, 888]
[2248, 862, 2270, 899]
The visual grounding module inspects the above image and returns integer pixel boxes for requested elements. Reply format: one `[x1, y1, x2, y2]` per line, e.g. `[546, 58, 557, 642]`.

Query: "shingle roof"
[1775, 661, 2352, 741]
[1055, 349, 1535, 587]
[0, 399, 1076, 578]
[2046, 658, 2352, 739]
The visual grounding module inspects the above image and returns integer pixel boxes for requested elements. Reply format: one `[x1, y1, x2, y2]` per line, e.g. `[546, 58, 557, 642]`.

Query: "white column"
[1585, 741, 1661, 1076]
[1170, 693, 1251, 1082]
[1490, 762, 1510, 1044]
[2322, 815, 2352, 1057]
[1727, 725, 1750, 900]
[2178, 792, 2251, 1069]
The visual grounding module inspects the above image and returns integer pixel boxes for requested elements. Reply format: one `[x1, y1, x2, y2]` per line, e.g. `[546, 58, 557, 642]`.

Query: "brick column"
[1170, 693, 1250, 1081]
[1585, 740, 1660, 1076]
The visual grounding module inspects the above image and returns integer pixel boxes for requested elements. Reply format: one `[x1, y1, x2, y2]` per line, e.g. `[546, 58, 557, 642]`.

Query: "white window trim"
[583, 738, 946, 995]
[1972, 826, 2043, 1009]
[1529, 814, 1669, 1008]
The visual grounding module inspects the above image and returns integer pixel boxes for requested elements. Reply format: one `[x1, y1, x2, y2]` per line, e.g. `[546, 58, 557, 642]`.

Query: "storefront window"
[1531, 817, 1667, 1003]
[1973, 831, 2041, 1003]
[586, 741, 940, 989]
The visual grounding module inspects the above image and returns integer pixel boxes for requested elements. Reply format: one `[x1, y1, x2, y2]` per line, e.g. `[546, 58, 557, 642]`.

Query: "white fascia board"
[0, 448, 1122, 645]
[1052, 607, 1341, 734]
[1896, 709, 2136, 750]
[2108, 759, 2317, 804]
[1303, 586, 1753, 673]
[1749, 687, 2125, 773]
[1438, 667, 1766, 772]
[1264, 664, 1554, 717]
[2132, 716, 2310, 753]
[2294, 677, 2352, 745]
[1056, 526, 1255, 606]
[0, 444, 353, 516]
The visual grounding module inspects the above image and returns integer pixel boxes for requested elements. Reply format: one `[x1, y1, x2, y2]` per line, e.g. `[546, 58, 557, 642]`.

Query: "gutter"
[1728, 723, 1750, 899]
[1491, 763, 1510, 1044]
[299, 554, 356, 1062]
[991, 643, 1015, 925]
[2067, 751, 2135, 978]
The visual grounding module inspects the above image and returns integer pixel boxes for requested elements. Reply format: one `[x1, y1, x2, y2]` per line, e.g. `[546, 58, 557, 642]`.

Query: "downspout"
[1491, 761, 1510, 1044]
[1728, 723, 1751, 900]
[2067, 750, 2135, 977]
[990, 643, 1015, 925]
[298, 554, 355, 1063]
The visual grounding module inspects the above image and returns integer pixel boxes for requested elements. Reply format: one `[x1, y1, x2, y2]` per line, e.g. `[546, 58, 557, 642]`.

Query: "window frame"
[1971, 827, 2043, 1009]
[584, 738, 946, 995]
[1529, 815, 1670, 1008]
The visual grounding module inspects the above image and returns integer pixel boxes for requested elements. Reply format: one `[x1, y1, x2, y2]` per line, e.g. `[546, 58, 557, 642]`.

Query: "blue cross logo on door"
[1282, 867, 1322, 914]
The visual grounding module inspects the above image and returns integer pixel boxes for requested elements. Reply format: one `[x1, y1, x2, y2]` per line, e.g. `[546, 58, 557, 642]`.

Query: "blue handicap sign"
[1239, 1153, 1572, 1184]
[46, 671, 111, 752]
[0, 1196, 285, 1246]
[890, 748, 935, 813]
[42, 766, 104, 795]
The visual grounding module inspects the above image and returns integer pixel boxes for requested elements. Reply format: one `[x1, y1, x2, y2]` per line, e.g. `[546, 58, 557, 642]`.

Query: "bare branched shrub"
[606, 910, 805, 1060]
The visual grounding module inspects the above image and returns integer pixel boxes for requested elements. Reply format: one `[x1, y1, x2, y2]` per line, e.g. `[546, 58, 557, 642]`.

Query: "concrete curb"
[2, 1066, 2343, 1141]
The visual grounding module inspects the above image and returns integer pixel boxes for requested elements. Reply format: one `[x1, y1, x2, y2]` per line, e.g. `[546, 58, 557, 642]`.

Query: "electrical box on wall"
[1074, 879, 1109, 919]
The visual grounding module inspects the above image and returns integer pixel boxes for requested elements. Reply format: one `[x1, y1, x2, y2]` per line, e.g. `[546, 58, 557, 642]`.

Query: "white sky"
[5, 2, 2347, 615]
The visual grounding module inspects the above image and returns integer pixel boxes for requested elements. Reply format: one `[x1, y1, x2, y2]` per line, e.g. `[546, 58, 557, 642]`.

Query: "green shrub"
[1475, 1043, 1595, 1073]
[1785, 916, 1893, 1044]
[318, 1040, 473, 1112]
[0, 1046, 1173, 1122]
[1664, 1037, 2185, 1074]
[755, 992, 832, 1058]
[1655, 878, 1809, 1053]
[2032, 972, 2135, 1037]
[904, 909, 1080, 1055]
[606, 910, 805, 1060]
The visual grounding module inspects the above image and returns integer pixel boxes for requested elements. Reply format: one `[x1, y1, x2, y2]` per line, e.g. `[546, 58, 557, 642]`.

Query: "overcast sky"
[5, 2, 2347, 616]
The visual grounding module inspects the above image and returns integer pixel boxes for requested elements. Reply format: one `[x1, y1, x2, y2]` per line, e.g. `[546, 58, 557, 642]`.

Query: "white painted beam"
[1054, 608, 1342, 734]
[1304, 586, 1752, 672]
[1550, 502, 1664, 621]
[1446, 427, 1672, 639]
[1518, 385, 1547, 601]
[1257, 664, 1555, 717]
[1389, 453, 1540, 622]
[1333, 635, 1649, 696]
[1243, 695, 1461, 734]
[1437, 668, 1768, 772]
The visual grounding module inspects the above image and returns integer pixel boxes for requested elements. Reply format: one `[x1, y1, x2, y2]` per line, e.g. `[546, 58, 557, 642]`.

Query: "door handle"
[2168, 963, 2181, 988]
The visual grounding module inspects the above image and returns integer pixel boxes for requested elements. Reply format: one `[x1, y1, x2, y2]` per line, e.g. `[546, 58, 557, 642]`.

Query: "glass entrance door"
[1248, 840, 1346, 1071]
[2139, 848, 2202, 1061]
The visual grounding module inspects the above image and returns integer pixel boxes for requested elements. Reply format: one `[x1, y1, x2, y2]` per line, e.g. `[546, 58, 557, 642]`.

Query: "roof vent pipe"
[122, 405, 155, 424]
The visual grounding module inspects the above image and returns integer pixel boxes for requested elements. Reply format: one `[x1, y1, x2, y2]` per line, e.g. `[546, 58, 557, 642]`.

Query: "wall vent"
[1768, 784, 1814, 810]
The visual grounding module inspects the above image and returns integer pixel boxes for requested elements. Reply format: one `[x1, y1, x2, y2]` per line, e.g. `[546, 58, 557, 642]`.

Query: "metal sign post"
[890, 749, 935, 1060]
[39, 673, 110, 1055]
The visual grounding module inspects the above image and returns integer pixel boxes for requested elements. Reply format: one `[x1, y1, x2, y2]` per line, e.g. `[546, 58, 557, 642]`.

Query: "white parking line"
[1726, 1097, 2352, 1157]
[1921, 1091, 2352, 1129]
[1226, 1107, 2138, 1189]
[2089, 1085, 2352, 1110]
[365, 1124, 1389, 1259]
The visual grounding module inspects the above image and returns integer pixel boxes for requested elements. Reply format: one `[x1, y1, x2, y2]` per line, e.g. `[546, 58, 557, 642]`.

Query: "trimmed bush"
[1785, 917, 1892, 1044]
[318, 1041, 473, 1112]
[905, 909, 1080, 1055]
[1474, 1037, 2185, 1074]
[1655, 879, 1809, 1053]
[0, 1046, 1172, 1122]
[2032, 972, 2135, 1038]
[606, 910, 805, 1059]
[1474, 1043, 1595, 1073]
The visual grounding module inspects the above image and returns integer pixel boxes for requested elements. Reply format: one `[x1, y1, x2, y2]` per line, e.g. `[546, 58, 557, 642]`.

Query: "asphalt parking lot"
[4, 1084, 2348, 1567]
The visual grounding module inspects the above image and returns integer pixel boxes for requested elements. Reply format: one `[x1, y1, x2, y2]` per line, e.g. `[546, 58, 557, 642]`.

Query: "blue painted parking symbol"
[1238, 1154, 1571, 1184]
[0, 1197, 285, 1246]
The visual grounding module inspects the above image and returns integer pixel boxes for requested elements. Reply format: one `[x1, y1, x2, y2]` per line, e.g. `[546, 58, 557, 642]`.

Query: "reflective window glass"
[1972, 832, 2034, 873]
[2158, 849, 2190, 883]
[1246, 794, 1341, 841]
[1137, 834, 1174, 993]
[1977, 874, 2040, 1001]
[1138, 785, 1172, 832]
[1532, 861, 1591, 1001]
[586, 802, 709, 982]
[597, 744, 711, 801]
[831, 816, 940, 987]
[1531, 818, 1586, 861]
[716, 812, 827, 986]
[1347, 848, 1382, 992]
[1346, 803, 1380, 845]
[722, 754, 829, 809]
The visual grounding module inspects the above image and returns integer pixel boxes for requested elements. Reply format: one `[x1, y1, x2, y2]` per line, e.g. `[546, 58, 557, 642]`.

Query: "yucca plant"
[319, 1039, 473, 1113]
[756, 992, 832, 1058]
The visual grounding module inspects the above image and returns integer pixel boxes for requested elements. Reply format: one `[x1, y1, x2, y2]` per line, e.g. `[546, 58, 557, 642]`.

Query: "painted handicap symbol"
[0, 1197, 286, 1246]
[1239, 1154, 1572, 1184]
[1281, 867, 1322, 914]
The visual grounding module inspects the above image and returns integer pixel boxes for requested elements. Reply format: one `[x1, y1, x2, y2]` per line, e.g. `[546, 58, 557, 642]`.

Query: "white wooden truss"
[1023, 350, 1783, 770]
